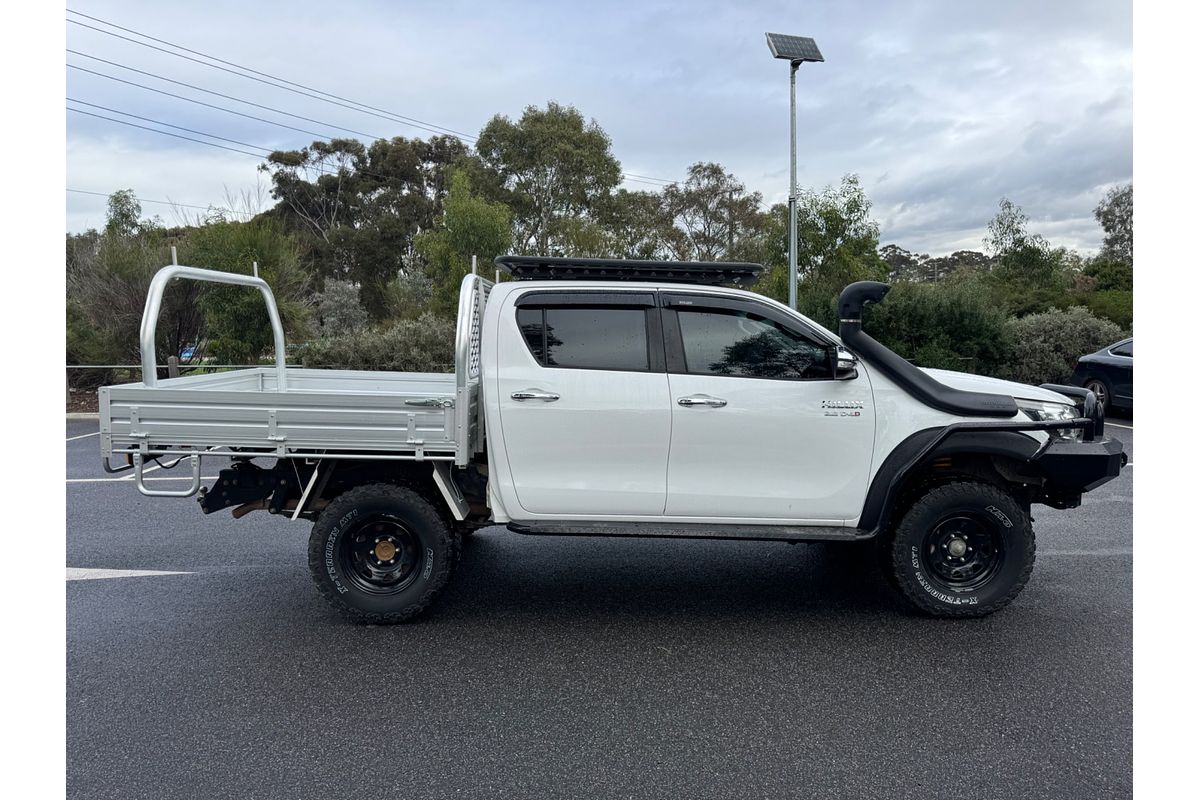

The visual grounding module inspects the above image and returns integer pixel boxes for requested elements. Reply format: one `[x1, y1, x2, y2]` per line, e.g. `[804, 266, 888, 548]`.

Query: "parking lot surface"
[67, 418, 1133, 799]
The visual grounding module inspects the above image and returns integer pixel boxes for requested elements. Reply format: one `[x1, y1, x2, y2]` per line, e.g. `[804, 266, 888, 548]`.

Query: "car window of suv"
[675, 307, 832, 380]
[1111, 340, 1133, 357]
[516, 305, 651, 371]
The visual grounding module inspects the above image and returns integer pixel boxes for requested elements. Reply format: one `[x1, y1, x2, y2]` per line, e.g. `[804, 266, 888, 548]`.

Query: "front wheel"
[308, 484, 457, 624]
[884, 481, 1035, 618]
[1084, 378, 1111, 413]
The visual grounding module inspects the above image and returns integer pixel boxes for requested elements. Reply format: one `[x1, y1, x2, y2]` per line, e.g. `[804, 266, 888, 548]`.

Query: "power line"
[69, 54, 390, 142]
[66, 102, 423, 185]
[66, 14, 475, 140]
[66, 188, 257, 218]
[67, 60, 337, 141]
[65, 12, 681, 187]
[68, 98, 274, 154]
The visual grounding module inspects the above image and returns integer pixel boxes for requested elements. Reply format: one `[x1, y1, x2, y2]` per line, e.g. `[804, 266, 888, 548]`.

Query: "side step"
[507, 521, 871, 543]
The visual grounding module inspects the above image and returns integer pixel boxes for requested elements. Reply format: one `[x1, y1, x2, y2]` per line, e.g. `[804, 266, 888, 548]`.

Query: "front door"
[661, 294, 876, 522]
[495, 289, 671, 516]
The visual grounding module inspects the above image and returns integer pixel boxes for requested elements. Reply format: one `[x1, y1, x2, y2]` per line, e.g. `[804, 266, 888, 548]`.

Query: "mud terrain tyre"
[886, 481, 1035, 618]
[308, 483, 456, 624]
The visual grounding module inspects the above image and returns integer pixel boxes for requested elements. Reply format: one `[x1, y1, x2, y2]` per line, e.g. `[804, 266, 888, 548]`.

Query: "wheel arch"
[858, 428, 1042, 536]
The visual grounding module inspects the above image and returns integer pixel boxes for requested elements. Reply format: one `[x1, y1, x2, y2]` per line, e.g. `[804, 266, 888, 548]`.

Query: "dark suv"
[1070, 338, 1133, 412]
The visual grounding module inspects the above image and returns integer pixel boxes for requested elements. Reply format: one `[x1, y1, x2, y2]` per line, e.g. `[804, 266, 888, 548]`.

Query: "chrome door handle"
[511, 390, 560, 402]
[677, 395, 727, 408]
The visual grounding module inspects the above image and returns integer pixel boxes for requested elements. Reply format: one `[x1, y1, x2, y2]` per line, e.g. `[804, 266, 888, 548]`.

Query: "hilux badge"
[821, 399, 864, 417]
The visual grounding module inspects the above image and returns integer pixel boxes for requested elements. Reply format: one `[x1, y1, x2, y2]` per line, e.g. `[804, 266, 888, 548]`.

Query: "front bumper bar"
[1033, 436, 1126, 493]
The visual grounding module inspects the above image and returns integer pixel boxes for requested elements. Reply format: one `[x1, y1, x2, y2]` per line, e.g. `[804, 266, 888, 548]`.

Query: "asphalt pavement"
[66, 417, 1134, 799]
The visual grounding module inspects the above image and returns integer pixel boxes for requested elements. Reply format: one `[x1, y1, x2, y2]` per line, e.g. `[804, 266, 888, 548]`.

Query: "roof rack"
[494, 255, 764, 287]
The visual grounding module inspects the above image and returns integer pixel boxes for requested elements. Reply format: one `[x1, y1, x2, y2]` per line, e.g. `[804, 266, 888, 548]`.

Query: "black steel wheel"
[308, 484, 457, 624]
[884, 481, 1035, 618]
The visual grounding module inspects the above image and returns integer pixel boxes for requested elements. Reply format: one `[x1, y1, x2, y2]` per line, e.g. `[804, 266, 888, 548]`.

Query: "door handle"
[677, 395, 727, 408]
[511, 389, 560, 402]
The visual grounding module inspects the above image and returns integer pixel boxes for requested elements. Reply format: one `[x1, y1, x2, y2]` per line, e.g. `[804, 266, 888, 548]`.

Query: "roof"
[494, 255, 764, 288]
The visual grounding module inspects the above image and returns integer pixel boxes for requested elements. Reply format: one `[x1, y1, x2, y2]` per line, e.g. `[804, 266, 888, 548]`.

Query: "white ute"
[100, 255, 1126, 622]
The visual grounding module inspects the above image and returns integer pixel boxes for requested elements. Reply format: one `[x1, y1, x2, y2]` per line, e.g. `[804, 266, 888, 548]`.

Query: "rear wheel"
[884, 481, 1035, 618]
[308, 483, 457, 624]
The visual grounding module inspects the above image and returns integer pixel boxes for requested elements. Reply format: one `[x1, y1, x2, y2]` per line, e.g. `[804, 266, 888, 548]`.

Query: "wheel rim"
[1086, 380, 1107, 407]
[920, 514, 1006, 592]
[337, 513, 423, 595]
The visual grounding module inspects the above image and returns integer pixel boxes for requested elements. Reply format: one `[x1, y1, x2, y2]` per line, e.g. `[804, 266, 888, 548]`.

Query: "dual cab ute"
[99, 256, 1126, 622]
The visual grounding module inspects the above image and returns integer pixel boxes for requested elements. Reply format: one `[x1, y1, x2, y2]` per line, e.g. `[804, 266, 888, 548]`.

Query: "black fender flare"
[856, 427, 1041, 536]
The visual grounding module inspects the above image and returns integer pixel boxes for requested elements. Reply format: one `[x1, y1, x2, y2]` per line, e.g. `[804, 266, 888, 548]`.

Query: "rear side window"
[1110, 341, 1133, 357]
[675, 307, 832, 380]
[517, 306, 651, 371]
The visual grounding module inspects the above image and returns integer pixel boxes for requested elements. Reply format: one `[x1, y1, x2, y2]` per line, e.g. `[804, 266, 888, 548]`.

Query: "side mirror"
[832, 346, 859, 380]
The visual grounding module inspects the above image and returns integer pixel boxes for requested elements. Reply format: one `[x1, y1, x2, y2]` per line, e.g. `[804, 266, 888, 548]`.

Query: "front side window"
[517, 306, 650, 371]
[676, 307, 832, 380]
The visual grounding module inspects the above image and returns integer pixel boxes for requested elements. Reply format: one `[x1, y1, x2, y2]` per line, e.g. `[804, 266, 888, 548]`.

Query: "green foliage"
[382, 270, 434, 322]
[862, 275, 1011, 374]
[1081, 289, 1133, 330]
[415, 170, 511, 315]
[299, 314, 456, 372]
[1084, 257, 1133, 292]
[1000, 307, 1125, 385]
[1094, 183, 1132, 266]
[473, 101, 621, 254]
[983, 198, 1073, 315]
[315, 279, 368, 335]
[179, 219, 311, 364]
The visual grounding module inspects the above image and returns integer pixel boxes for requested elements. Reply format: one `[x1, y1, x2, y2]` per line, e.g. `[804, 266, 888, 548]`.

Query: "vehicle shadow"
[436, 531, 914, 624]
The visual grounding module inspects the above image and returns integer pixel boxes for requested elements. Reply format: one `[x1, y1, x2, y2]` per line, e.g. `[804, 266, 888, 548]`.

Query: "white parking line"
[66, 431, 101, 441]
[66, 568, 195, 581]
[1107, 422, 1133, 430]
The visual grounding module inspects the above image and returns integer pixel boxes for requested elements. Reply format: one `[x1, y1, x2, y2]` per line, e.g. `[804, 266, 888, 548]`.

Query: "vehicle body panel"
[1070, 338, 1133, 409]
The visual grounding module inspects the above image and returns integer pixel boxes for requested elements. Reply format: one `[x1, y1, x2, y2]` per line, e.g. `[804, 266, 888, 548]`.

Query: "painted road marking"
[1107, 422, 1133, 430]
[66, 568, 195, 581]
[66, 431, 101, 441]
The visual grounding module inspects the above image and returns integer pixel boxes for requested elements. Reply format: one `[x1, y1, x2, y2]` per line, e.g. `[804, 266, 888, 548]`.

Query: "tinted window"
[1111, 340, 1132, 357]
[676, 308, 832, 380]
[517, 306, 650, 371]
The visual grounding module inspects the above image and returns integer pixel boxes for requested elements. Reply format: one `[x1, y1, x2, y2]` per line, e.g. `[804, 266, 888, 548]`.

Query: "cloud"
[66, 0, 1131, 255]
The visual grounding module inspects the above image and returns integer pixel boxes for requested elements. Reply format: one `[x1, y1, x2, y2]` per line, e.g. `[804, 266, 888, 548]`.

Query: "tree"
[414, 170, 511, 314]
[314, 279, 369, 335]
[983, 198, 1070, 315]
[105, 189, 142, 237]
[179, 218, 311, 364]
[660, 162, 765, 261]
[1094, 183, 1132, 266]
[596, 189, 674, 259]
[262, 135, 469, 318]
[763, 174, 887, 326]
[473, 102, 621, 254]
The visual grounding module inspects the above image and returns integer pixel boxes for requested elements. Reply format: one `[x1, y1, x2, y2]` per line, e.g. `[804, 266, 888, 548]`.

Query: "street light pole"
[765, 33, 823, 311]
[788, 61, 799, 310]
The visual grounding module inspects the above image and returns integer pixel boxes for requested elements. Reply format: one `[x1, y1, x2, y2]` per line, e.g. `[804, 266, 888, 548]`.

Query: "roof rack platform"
[495, 255, 764, 287]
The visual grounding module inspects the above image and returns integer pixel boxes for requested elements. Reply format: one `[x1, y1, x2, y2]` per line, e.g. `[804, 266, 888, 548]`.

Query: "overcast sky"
[65, 0, 1131, 255]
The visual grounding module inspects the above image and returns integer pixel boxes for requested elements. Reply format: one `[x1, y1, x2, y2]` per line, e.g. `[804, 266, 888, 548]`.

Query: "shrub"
[1000, 307, 1125, 385]
[299, 313, 456, 372]
[315, 279, 369, 335]
[860, 275, 1011, 374]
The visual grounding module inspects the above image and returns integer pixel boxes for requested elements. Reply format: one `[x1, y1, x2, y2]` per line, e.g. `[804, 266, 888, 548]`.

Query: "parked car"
[1070, 338, 1133, 412]
[99, 258, 1125, 622]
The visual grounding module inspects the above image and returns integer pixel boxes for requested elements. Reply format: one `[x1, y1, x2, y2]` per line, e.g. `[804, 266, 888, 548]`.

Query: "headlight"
[1017, 400, 1081, 441]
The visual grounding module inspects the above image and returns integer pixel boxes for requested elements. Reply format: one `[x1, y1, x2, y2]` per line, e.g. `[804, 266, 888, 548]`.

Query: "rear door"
[1107, 339, 1133, 405]
[495, 289, 671, 516]
[660, 293, 876, 522]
